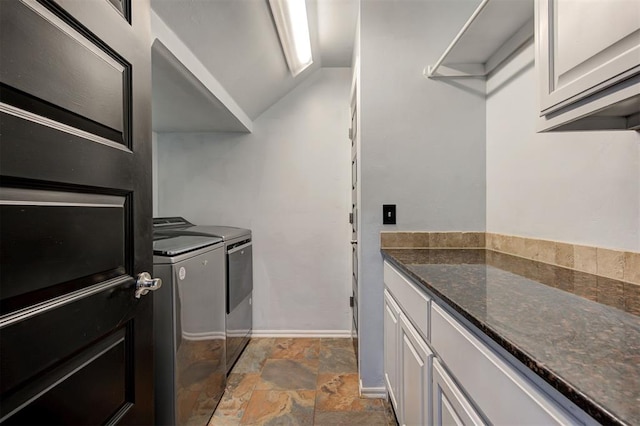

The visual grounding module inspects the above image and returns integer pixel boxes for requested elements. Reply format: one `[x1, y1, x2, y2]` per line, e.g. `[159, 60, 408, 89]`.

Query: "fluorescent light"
[269, 0, 313, 76]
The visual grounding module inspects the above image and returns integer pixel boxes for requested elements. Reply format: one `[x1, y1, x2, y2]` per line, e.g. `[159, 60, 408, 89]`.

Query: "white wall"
[358, 0, 486, 388]
[156, 68, 353, 333]
[487, 41, 640, 252]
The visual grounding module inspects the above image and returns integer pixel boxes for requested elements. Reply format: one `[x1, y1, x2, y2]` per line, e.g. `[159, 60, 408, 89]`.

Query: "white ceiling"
[151, 0, 357, 123]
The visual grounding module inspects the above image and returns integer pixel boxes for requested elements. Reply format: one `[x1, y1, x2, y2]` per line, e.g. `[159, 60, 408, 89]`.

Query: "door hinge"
[348, 128, 353, 140]
[349, 296, 354, 307]
[349, 212, 353, 224]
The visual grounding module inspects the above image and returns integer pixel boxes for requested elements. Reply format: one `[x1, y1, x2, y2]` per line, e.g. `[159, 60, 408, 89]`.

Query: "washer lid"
[183, 225, 251, 241]
[153, 234, 222, 256]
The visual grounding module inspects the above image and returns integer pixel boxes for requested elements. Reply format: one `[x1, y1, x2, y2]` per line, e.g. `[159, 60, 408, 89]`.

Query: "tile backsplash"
[380, 231, 640, 286]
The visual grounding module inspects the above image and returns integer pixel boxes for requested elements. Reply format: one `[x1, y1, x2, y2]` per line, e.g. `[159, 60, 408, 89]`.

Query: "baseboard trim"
[359, 379, 387, 399]
[250, 330, 352, 338]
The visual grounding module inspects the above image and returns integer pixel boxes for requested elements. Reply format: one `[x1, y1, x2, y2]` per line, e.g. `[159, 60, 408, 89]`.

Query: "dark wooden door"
[0, 0, 153, 424]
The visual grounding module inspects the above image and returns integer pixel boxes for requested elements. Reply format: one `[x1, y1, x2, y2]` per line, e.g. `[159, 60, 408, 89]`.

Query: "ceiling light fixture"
[269, 0, 313, 77]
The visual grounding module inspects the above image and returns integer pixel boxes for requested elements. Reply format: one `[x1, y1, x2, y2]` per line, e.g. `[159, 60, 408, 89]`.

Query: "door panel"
[400, 314, 432, 426]
[538, 0, 640, 114]
[0, 0, 152, 423]
[0, 0, 130, 145]
[3, 327, 130, 425]
[350, 90, 358, 337]
[0, 189, 127, 313]
[384, 290, 400, 414]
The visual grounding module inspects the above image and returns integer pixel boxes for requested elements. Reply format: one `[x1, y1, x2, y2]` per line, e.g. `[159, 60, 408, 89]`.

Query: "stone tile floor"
[208, 338, 398, 425]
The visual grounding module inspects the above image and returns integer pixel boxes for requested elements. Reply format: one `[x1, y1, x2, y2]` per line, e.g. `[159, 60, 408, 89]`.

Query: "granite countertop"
[381, 248, 640, 426]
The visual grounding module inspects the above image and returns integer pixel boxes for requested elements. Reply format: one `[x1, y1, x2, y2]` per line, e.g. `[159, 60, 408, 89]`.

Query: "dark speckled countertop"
[381, 249, 640, 426]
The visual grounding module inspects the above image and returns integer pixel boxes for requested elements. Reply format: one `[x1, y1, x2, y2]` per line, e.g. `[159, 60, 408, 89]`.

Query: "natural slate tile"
[231, 338, 275, 374]
[597, 248, 625, 280]
[213, 338, 397, 425]
[240, 390, 315, 425]
[211, 373, 260, 423]
[270, 338, 319, 360]
[319, 347, 357, 374]
[208, 415, 240, 426]
[320, 338, 354, 351]
[255, 359, 318, 391]
[313, 410, 390, 425]
[315, 373, 384, 412]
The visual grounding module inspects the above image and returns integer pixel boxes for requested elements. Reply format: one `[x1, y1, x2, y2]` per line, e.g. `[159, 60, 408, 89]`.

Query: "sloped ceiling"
[151, 0, 357, 122]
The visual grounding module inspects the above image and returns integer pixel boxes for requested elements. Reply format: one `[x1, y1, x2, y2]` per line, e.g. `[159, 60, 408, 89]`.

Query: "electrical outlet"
[383, 204, 396, 225]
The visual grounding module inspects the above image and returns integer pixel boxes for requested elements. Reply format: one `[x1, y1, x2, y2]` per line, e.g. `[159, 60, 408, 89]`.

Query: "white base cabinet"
[383, 261, 594, 426]
[384, 290, 401, 415]
[399, 314, 432, 426]
[432, 359, 484, 426]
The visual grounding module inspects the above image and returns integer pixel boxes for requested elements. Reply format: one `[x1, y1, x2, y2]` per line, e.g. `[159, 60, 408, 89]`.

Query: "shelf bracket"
[425, 0, 490, 78]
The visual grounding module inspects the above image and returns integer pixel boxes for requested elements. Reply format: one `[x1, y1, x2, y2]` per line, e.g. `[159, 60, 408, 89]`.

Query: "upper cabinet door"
[536, 0, 640, 131]
[537, 0, 640, 115]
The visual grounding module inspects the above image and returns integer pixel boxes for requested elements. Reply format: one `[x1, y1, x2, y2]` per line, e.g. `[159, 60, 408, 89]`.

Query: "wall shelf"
[424, 0, 533, 79]
[151, 11, 253, 133]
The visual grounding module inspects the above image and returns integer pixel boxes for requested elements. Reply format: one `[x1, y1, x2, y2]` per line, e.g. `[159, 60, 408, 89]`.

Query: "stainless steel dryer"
[152, 233, 226, 425]
[154, 217, 253, 373]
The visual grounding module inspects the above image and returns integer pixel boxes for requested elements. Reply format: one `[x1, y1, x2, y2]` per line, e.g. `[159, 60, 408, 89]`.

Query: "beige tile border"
[380, 232, 485, 249]
[380, 231, 640, 286]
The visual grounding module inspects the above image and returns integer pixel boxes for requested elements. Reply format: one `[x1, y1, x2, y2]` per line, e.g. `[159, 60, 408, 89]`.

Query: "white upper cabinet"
[536, 0, 640, 131]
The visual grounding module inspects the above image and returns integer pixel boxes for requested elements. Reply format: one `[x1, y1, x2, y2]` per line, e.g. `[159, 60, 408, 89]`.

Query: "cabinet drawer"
[431, 303, 581, 425]
[384, 261, 430, 341]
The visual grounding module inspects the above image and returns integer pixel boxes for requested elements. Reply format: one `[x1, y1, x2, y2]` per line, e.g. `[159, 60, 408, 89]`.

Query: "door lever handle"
[135, 272, 162, 298]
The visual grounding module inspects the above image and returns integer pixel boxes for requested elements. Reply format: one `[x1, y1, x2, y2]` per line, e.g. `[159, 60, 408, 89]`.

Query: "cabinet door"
[384, 290, 401, 414]
[399, 314, 432, 426]
[537, 0, 640, 115]
[432, 359, 485, 426]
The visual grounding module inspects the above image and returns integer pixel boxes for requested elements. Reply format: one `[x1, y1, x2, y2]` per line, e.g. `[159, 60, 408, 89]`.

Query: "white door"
[432, 359, 485, 426]
[349, 75, 359, 353]
[400, 314, 432, 426]
[384, 290, 401, 414]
